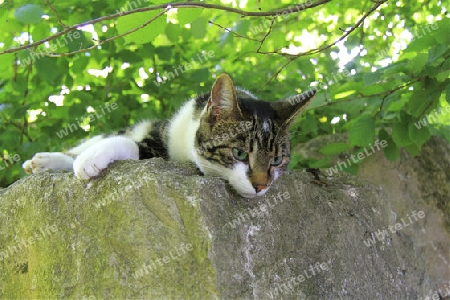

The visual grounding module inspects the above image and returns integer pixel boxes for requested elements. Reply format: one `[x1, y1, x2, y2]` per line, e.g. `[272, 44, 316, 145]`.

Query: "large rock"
[0, 137, 449, 299]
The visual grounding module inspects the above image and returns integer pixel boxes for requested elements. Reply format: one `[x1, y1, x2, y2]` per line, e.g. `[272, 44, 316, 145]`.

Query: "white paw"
[22, 152, 74, 174]
[73, 136, 139, 180]
[22, 160, 33, 174]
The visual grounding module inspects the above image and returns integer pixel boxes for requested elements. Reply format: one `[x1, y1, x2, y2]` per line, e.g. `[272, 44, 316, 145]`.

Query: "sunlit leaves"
[177, 8, 203, 25]
[446, 84, 450, 104]
[32, 23, 49, 41]
[190, 17, 208, 39]
[166, 23, 181, 43]
[117, 10, 166, 44]
[0, 54, 14, 72]
[14, 4, 44, 25]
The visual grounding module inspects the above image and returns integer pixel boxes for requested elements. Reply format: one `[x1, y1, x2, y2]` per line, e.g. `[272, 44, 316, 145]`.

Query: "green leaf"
[234, 20, 251, 35]
[299, 114, 318, 134]
[14, 4, 44, 24]
[155, 46, 173, 61]
[191, 17, 207, 39]
[344, 162, 359, 176]
[428, 44, 448, 65]
[64, 30, 87, 52]
[407, 82, 444, 117]
[177, 8, 202, 25]
[407, 90, 432, 118]
[446, 83, 450, 104]
[392, 121, 411, 147]
[319, 143, 352, 155]
[117, 10, 166, 45]
[361, 85, 384, 94]
[308, 159, 330, 168]
[68, 104, 86, 118]
[363, 71, 383, 86]
[406, 53, 428, 75]
[405, 28, 437, 53]
[11, 76, 27, 95]
[35, 57, 59, 84]
[433, 18, 450, 45]
[219, 27, 233, 47]
[387, 96, 408, 112]
[71, 56, 90, 73]
[384, 138, 400, 161]
[297, 58, 316, 78]
[18, 50, 35, 68]
[166, 23, 181, 43]
[404, 143, 421, 156]
[378, 128, 389, 142]
[0, 53, 14, 71]
[13, 103, 33, 119]
[408, 122, 431, 147]
[191, 68, 209, 82]
[382, 61, 408, 76]
[379, 128, 399, 161]
[32, 23, 49, 41]
[349, 117, 375, 146]
[436, 70, 450, 82]
[306, 93, 327, 109]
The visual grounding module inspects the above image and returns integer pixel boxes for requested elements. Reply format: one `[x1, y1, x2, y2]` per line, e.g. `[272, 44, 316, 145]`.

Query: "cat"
[22, 73, 315, 198]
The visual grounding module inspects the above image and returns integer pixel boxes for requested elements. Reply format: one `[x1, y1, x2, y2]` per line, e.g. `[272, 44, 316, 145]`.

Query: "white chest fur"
[167, 99, 200, 162]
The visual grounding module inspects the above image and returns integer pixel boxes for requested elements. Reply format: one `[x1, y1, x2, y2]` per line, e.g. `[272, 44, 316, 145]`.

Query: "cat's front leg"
[22, 152, 75, 174]
[73, 136, 139, 179]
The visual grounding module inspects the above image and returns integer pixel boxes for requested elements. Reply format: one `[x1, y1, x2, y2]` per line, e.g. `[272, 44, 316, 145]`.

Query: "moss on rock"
[1, 151, 448, 299]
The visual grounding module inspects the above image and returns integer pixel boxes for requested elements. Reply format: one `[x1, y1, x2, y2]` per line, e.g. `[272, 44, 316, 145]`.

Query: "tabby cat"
[23, 73, 315, 198]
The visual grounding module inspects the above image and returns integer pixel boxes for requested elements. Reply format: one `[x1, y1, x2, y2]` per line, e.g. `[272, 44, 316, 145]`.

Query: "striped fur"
[23, 73, 315, 198]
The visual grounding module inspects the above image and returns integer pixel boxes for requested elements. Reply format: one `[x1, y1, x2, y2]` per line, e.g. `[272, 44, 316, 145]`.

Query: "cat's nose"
[254, 184, 267, 193]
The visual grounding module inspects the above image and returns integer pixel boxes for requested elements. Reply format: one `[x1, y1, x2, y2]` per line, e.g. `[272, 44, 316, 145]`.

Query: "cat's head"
[194, 73, 315, 198]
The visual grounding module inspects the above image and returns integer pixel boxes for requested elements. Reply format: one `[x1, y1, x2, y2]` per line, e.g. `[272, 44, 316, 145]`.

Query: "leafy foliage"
[0, 0, 449, 187]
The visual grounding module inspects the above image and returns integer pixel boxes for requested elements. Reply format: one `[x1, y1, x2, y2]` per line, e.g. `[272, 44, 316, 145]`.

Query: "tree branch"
[256, 0, 388, 90]
[37, 8, 169, 57]
[0, 0, 331, 56]
[45, 0, 68, 29]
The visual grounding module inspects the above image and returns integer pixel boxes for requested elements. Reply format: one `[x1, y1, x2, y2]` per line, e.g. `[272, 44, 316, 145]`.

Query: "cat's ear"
[273, 89, 316, 128]
[207, 73, 241, 123]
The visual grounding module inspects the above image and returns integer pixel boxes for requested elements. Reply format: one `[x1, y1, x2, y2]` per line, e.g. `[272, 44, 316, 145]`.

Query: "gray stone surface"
[0, 137, 449, 299]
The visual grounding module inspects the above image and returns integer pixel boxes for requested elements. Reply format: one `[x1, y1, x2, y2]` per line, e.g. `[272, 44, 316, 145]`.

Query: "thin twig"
[0, 0, 331, 56]
[307, 77, 422, 112]
[42, 8, 169, 57]
[257, 57, 296, 92]
[45, 0, 68, 29]
[256, 18, 276, 53]
[257, 0, 387, 90]
[208, 20, 260, 42]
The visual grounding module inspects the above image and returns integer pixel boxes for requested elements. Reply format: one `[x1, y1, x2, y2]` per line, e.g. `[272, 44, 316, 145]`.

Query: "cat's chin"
[194, 156, 260, 197]
[237, 189, 268, 198]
